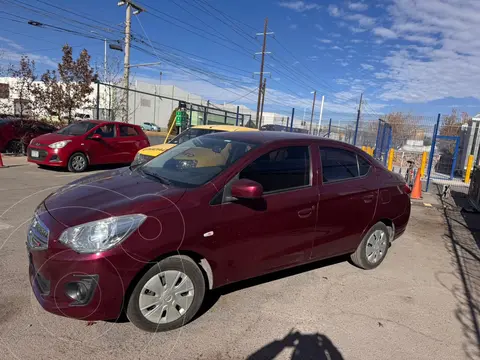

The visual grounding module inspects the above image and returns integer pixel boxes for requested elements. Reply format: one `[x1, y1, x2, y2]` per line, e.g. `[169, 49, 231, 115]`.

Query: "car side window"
[119, 125, 139, 137]
[94, 124, 115, 138]
[239, 146, 310, 193]
[320, 147, 369, 183]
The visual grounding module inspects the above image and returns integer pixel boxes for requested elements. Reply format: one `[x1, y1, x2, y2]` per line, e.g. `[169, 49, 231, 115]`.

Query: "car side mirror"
[91, 133, 102, 140]
[231, 179, 263, 199]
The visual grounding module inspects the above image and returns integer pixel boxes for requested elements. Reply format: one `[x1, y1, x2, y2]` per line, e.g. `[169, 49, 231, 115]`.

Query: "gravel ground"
[0, 157, 478, 360]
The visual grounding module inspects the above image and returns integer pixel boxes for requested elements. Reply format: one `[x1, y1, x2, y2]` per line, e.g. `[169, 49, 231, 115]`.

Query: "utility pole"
[309, 90, 317, 134]
[118, 0, 144, 122]
[259, 78, 267, 128]
[353, 92, 363, 146]
[255, 18, 273, 127]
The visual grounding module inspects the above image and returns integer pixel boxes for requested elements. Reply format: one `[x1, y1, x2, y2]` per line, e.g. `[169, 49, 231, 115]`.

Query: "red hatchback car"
[28, 131, 410, 332]
[27, 120, 150, 172]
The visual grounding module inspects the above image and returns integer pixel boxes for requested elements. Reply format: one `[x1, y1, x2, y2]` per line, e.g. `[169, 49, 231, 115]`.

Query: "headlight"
[133, 153, 154, 166]
[49, 140, 71, 149]
[59, 214, 147, 253]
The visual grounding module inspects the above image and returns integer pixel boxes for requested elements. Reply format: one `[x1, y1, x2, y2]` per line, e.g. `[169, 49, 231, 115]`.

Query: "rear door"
[311, 146, 377, 260]
[117, 124, 145, 163]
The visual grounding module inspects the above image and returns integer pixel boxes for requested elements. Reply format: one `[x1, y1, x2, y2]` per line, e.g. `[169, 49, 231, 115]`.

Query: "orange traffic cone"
[411, 169, 422, 199]
[0, 153, 4, 168]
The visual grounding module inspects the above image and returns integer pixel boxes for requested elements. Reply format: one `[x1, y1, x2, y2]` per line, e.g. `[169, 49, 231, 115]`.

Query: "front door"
[212, 145, 318, 283]
[311, 146, 377, 259]
[85, 123, 118, 165]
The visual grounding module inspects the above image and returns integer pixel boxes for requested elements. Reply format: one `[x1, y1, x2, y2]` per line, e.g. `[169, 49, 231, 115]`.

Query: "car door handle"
[298, 206, 314, 218]
[363, 195, 375, 203]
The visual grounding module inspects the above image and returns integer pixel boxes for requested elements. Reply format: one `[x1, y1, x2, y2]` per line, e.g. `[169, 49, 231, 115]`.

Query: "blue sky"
[1, 0, 479, 121]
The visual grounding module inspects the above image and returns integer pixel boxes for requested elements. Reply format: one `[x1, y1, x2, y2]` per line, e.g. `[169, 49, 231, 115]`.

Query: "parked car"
[142, 122, 160, 131]
[27, 120, 150, 172]
[0, 118, 57, 154]
[141, 122, 155, 131]
[132, 124, 257, 166]
[28, 131, 411, 332]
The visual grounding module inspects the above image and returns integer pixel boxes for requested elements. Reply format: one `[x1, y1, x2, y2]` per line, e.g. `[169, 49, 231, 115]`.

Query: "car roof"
[192, 124, 257, 132]
[204, 130, 360, 148]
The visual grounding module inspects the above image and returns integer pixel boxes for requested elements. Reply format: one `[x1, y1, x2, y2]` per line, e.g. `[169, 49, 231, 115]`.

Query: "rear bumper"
[27, 146, 68, 167]
[393, 201, 411, 241]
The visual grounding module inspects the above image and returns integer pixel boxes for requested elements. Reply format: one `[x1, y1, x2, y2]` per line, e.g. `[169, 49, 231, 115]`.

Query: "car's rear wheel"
[351, 222, 390, 270]
[67, 152, 88, 172]
[126, 255, 206, 332]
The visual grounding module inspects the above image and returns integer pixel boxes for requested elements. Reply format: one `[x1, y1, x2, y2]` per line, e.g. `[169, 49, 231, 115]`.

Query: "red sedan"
[28, 131, 411, 332]
[27, 120, 150, 172]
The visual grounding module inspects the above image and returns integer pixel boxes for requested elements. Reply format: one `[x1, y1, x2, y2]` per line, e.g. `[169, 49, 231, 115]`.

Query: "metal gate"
[373, 119, 392, 166]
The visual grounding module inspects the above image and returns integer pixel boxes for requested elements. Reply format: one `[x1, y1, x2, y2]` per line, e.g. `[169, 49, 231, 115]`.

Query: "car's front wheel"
[126, 255, 206, 332]
[67, 152, 88, 172]
[351, 222, 390, 270]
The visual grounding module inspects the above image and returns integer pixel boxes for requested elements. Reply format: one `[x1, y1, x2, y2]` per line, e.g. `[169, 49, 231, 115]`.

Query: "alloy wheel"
[366, 229, 387, 264]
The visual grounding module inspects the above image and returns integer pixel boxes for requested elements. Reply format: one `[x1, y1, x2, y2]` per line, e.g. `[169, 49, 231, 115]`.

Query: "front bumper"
[27, 210, 143, 321]
[27, 146, 67, 167]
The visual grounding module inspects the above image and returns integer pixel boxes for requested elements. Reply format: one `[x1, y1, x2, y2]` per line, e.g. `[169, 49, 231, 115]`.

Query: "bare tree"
[11, 56, 36, 119]
[32, 70, 63, 122]
[385, 112, 421, 149]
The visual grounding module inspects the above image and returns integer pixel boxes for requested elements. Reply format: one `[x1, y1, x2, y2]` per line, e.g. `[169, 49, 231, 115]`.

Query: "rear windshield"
[57, 122, 97, 135]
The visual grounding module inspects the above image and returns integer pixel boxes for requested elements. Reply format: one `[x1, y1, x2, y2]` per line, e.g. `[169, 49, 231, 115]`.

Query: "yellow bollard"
[387, 148, 394, 171]
[420, 151, 428, 178]
[366, 147, 371, 155]
[465, 155, 474, 183]
[361, 146, 366, 152]
[370, 147, 375, 156]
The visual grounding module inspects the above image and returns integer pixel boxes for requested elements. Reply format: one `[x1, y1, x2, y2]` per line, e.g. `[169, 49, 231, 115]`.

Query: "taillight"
[403, 184, 411, 194]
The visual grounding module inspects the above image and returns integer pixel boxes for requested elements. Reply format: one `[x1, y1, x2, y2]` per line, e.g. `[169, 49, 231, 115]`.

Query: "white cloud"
[348, 2, 368, 11]
[345, 13, 375, 27]
[317, 38, 332, 43]
[360, 63, 374, 70]
[330, 33, 341, 37]
[332, 45, 343, 51]
[0, 48, 56, 67]
[314, 24, 323, 30]
[351, 39, 363, 43]
[373, 27, 397, 39]
[328, 5, 341, 17]
[349, 26, 367, 33]
[278, 1, 320, 12]
[289, 24, 298, 30]
[372, 0, 480, 103]
[0, 37, 23, 51]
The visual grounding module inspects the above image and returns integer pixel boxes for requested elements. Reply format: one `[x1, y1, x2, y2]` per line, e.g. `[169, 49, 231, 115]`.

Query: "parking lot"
[0, 156, 479, 360]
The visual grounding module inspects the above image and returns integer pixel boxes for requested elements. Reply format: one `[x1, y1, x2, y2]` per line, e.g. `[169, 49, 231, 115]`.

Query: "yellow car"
[132, 125, 257, 166]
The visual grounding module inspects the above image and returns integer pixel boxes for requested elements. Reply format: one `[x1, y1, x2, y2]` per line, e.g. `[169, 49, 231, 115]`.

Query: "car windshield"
[169, 128, 224, 145]
[140, 136, 257, 187]
[57, 122, 97, 135]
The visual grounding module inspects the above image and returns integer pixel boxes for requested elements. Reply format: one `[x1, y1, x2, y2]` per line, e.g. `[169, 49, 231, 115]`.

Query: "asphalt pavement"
[0, 156, 478, 360]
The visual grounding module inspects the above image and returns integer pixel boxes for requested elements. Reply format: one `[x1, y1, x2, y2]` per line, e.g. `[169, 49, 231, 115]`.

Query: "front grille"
[28, 148, 48, 161]
[27, 216, 49, 251]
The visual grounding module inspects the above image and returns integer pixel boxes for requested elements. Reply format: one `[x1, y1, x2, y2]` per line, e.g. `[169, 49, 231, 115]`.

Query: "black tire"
[350, 222, 390, 270]
[6, 140, 22, 154]
[67, 152, 88, 172]
[126, 255, 206, 332]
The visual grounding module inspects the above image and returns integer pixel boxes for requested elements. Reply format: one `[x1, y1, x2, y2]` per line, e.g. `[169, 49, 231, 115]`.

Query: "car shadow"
[434, 184, 480, 360]
[194, 254, 349, 321]
[246, 329, 344, 360]
[36, 163, 130, 173]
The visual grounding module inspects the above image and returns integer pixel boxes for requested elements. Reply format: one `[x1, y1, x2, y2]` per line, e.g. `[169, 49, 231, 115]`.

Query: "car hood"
[140, 143, 176, 157]
[44, 167, 186, 227]
[31, 132, 76, 146]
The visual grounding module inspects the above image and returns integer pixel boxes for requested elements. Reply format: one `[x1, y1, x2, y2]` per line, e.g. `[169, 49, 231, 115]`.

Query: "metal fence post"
[353, 113, 360, 146]
[327, 118, 332, 138]
[96, 81, 100, 119]
[379, 124, 387, 161]
[224, 111, 227, 124]
[426, 113, 441, 192]
[189, 104, 193, 127]
[374, 119, 382, 158]
[290, 108, 295, 132]
[235, 106, 239, 126]
[450, 137, 460, 180]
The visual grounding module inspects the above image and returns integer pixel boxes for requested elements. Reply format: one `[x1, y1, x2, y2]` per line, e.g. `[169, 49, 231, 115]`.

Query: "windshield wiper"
[139, 168, 172, 185]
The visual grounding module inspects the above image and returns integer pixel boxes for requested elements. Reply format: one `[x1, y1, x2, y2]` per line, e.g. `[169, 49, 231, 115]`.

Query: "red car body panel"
[27, 121, 150, 168]
[0, 119, 57, 152]
[28, 132, 411, 321]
